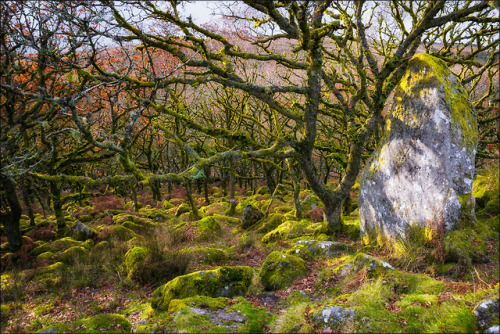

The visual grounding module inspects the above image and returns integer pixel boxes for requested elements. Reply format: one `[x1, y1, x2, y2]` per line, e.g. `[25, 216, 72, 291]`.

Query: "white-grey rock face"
[359, 54, 478, 240]
[309, 305, 356, 330]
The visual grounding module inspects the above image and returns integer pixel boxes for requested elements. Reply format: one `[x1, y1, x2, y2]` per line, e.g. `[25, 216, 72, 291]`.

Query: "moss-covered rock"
[308, 305, 357, 331]
[109, 225, 137, 241]
[182, 246, 230, 264]
[68, 221, 96, 241]
[168, 295, 272, 333]
[259, 251, 308, 291]
[257, 213, 283, 234]
[300, 194, 323, 211]
[124, 246, 150, 280]
[241, 204, 264, 229]
[138, 207, 169, 222]
[295, 240, 352, 257]
[32, 237, 82, 256]
[335, 252, 395, 279]
[162, 200, 174, 210]
[175, 203, 191, 217]
[286, 244, 314, 261]
[474, 286, 499, 331]
[195, 216, 222, 240]
[261, 220, 328, 244]
[36, 251, 55, 261]
[57, 246, 88, 264]
[151, 266, 253, 311]
[74, 313, 132, 333]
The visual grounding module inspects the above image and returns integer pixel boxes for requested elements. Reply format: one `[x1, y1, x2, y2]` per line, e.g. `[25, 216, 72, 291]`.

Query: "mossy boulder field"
[1, 2, 499, 330]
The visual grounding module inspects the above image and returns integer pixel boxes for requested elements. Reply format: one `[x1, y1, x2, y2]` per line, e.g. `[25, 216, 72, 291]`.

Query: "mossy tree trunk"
[203, 166, 210, 205]
[21, 176, 36, 227]
[227, 159, 236, 215]
[49, 180, 66, 237]
[0, 168, 23, 252]
[184, 181, 200, 220]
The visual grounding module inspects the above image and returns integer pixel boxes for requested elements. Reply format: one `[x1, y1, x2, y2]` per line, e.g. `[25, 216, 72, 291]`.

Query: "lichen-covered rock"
[474, 287, 499, 332]
[241, 204, 264, 229]
[68, 221, 96, 241]
[259, 251, 308, 291]
[359, 53, 478, 242]
[309, 305, 356, 330]
[151, 266, 253, 310]
[295, 240, 351, 257]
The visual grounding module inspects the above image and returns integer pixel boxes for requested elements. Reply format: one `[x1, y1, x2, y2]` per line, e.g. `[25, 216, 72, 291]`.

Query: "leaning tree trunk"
[0, 171, 23, 252]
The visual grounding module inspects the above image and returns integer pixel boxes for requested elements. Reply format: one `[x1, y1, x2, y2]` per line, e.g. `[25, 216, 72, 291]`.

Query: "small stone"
[485, 325, 500, 334]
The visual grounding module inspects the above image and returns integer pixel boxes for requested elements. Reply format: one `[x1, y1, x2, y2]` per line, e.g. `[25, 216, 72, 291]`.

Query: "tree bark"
[49, 181, 66, 237]
[0, 171, 23, 252]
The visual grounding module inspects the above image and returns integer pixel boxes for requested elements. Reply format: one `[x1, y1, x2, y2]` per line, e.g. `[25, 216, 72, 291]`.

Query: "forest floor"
[1, 166, 499, 333]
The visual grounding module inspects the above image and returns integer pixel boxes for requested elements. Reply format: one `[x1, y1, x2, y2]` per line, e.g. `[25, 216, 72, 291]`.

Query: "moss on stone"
[36, 251, 55, 261]
[175, 203, 191, 217]
[162, 200, 174, 210]
[259, 251, 308, 291]
[151, 266, 253, 311]
[74, 313, 132, 333]
[32, 237, 82, 256]
[257, 214, 284, 234]
[57, 246, 88, 264]
[182, 246, 230, 264]
[124, 246, 150, 279]
[261, 219, 328, 244]
[195, 216, 222, 240]
[109, 225, 137, 241]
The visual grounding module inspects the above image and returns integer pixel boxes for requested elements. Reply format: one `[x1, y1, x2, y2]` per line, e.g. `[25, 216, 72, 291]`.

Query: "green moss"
[32, 237, 82, 256]
[36, 251, 55, 261]
[269, 302, 312, 333]
[57, 246, 88, 264]
[124, 246, 150, 279]
[197, 216, 221, 233]
[162, 200, 174, 210]
[443, 227, 488, 268]
[259, 251, 308, 290]
[74, 313, 132, 333]
[138, 207, 169, 222]
[213, 214, 241, 225]
[261, 219, 328, 244]
[175, 203, 191, 217]
[109, 225, 137, 241]
[257, 213, 283, 234]
[151, 266, 253, 311]
[182, 246, 229, 264]
[286, 244, 314, 261]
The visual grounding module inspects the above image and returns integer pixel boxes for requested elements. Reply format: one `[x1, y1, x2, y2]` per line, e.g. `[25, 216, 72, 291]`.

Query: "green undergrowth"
[1, 172, 499, 333]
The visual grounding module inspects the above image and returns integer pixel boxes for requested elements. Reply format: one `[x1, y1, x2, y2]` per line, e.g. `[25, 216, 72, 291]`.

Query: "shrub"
[129, 227, 192, 285]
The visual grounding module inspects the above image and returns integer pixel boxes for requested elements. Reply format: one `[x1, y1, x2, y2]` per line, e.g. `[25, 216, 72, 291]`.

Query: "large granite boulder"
[359, 53, 478, 242]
